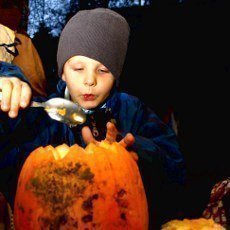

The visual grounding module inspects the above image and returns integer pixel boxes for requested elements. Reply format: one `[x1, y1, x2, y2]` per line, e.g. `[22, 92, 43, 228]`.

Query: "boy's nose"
[84, 74, 96, 86]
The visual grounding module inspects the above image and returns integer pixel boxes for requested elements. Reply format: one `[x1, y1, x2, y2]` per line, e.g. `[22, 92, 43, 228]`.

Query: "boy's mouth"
[82, 94, 96, 101]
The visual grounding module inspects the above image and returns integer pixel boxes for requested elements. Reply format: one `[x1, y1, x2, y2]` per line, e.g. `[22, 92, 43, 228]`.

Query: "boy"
[0, 8, 185, 228]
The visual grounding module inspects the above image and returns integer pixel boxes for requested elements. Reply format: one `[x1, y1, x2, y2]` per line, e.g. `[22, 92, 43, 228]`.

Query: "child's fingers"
[82, 126, 97, 145]
[0, 78, 13, 112]
[9, 79, 22, 118]
[20, 82, 32, 108]
[119, 133, 135, 148]
[106, 122, 119, 143]
[129, 151, 139, 162]
[0, 78, 32, 118]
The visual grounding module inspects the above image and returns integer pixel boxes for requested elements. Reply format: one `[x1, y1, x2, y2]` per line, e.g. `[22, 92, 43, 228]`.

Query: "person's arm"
[135, 105, 185, 184]
[117, 95, 185, 185]
[0, 62, 34, 207]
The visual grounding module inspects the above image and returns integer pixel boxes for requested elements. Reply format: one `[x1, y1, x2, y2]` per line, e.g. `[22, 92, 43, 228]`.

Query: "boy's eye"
[98, 69, 109, 73]
[73, 68, 83, 71]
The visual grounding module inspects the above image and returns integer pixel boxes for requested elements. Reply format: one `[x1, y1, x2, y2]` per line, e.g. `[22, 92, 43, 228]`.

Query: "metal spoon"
[32, 98, 86, 126]
[0, 92, 86, 126]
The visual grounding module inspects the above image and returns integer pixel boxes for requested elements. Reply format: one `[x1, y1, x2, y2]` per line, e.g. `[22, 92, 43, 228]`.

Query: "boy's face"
[62, 56, 115, 110]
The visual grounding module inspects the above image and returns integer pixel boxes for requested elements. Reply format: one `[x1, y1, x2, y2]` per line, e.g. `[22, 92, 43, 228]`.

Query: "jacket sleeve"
[119, 95, 185, 185]
[0, 62, 30, 194]
[0, 61, 31, 85]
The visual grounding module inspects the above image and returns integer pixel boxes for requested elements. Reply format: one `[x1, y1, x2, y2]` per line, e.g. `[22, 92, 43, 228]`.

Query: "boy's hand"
[82, 121, 138, 161]
[0, 77, 32, 118]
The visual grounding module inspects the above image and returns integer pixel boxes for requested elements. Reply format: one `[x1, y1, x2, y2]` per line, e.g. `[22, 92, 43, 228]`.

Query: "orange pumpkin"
[14, 141, 149, 230]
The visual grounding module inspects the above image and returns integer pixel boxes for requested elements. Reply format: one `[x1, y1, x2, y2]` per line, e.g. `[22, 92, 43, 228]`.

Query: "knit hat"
[57, 8, 130, 83]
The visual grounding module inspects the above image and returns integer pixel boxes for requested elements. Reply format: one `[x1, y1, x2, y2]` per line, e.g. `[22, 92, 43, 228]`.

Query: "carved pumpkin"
[14, 141, 149, 230]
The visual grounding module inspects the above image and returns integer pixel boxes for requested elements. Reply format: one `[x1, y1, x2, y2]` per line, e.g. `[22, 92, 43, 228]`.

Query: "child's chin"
[81, 102, 98, 110]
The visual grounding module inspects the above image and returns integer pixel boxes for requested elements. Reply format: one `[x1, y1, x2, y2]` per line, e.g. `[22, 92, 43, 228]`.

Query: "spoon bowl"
[31, 98, 86, 126]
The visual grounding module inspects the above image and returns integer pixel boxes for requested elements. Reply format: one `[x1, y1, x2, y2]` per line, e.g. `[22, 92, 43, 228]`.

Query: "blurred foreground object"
[0, 23, 47, 96]
[162, 218, 225, 229]
[203, 178, 230, 228]
[0, 24, 16, 63]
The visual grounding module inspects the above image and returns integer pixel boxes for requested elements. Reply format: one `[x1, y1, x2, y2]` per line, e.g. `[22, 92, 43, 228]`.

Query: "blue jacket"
[0, 62, 185, 228]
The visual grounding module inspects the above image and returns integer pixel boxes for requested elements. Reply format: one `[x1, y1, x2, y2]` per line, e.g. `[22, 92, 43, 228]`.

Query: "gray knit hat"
[57, 8, 130, 83]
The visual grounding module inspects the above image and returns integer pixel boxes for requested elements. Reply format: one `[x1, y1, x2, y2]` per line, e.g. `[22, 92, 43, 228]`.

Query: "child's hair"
[57, 8, 130, 84]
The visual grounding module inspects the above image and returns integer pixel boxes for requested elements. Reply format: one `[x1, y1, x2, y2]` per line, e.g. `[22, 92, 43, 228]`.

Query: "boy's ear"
[62, 73, 66, 81]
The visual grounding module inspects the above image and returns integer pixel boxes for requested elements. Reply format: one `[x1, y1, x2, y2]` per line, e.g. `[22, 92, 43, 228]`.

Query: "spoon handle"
[30, 101, 46, 108]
